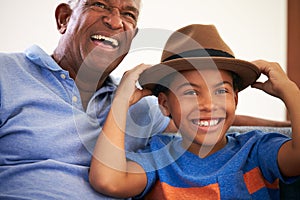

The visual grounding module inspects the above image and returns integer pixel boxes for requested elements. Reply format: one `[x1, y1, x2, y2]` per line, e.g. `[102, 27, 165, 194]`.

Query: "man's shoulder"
[0, 45, 46, 64]
[129, 96, 158, 113]
[0, 51, 26, 61]
[0, 51, 28, 73]
[150, 134, 181, 145]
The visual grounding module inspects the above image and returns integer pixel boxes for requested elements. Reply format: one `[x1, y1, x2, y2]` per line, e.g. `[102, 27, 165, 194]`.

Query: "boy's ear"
[55, 3, 72, 34]
[234, 91, 239, 108]
[134, 28, 139, 37]
[158, 93, 171, 117]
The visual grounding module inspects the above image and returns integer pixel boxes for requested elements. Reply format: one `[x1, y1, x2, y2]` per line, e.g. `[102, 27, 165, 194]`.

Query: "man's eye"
[93, 2, 107, 9]
[123, 12, 137, 21]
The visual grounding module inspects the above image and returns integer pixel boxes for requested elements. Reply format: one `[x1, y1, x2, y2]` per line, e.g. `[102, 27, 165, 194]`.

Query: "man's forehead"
[110, 0, 141, 9]
[83, 0, 140, 6]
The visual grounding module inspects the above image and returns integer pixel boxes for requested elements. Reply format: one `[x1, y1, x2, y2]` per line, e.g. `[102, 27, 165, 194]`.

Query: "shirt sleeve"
[256, 131, 295, 184]
[125, 96, 170, 152]
[126, 143, 158, 198]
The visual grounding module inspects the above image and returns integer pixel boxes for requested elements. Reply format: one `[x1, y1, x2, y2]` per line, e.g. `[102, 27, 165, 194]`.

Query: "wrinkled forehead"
[66, 0, 141, 9]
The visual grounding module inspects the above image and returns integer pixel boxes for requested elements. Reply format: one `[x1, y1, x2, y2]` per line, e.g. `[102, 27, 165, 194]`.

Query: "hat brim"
[139, 57, 261, 92]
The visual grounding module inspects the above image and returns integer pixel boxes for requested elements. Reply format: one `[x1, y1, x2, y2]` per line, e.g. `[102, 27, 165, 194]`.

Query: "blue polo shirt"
[0, 45, 169, 199]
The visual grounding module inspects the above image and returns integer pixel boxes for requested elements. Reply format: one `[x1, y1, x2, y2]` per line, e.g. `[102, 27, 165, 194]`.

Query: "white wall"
[0, 0, 287, 121]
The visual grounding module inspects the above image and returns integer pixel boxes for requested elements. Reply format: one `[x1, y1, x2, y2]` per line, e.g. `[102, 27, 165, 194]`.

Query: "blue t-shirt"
[0, 45, 169, 199]
[127, 130, 294, 199]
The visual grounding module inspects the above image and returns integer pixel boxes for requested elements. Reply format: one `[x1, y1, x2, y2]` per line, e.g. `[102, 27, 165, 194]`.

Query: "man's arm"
[163, 114, 291, 133]
[233, 115, 291, 127]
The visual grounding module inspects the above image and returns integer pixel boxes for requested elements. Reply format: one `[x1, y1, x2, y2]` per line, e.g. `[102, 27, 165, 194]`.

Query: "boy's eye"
[184, 90, 197, 96]
[215, 88, 228, 95]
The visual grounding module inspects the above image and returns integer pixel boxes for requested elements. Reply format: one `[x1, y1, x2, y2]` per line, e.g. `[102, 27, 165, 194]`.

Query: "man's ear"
[158, 93, 171, 117]
[55, 3, 72, 34]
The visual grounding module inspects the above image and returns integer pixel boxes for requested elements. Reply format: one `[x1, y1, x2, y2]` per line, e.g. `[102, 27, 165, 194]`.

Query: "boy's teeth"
[91, 35, 119, 47]
[196, 119, 219, 127]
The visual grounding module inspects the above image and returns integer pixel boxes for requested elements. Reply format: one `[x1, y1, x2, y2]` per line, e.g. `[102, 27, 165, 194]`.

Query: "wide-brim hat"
[138, 24, 261, 93]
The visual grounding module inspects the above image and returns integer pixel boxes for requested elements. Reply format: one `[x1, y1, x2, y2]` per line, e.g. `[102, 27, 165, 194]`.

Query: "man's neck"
[75, 70, 110, 110]
[52, 53, 108, 111]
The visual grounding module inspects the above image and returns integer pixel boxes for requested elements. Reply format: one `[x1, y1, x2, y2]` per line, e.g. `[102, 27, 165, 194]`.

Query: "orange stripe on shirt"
[244, 167, 279, 194]
[144, 181, 221, 200]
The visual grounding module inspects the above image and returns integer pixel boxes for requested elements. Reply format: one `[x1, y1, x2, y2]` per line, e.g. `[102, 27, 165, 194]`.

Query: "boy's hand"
[251, 60, 295, 100]
[115, 64, 152, 105]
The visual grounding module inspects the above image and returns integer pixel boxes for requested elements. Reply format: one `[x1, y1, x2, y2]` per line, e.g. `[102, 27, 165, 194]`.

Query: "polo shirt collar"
[25, 45, 118, 93]
[25, 45, 62, 71]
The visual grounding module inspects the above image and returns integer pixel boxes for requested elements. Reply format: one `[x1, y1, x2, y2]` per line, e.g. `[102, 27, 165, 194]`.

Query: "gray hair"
[66, 0, 80, 9]
[65, 0, 143, 12]
[66, 0, 143, 8]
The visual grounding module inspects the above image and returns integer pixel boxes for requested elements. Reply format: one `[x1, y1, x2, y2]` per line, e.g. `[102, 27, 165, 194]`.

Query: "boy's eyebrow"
[175, 82, 200, 91]
[215, 81, 233, 88]
[176, 81, 233, 91]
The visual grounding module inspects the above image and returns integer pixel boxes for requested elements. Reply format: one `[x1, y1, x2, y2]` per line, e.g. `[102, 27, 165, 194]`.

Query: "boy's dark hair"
[152, 70, 243, 96]
[231, 72, 243, 91]
[152, 73, 174, 96]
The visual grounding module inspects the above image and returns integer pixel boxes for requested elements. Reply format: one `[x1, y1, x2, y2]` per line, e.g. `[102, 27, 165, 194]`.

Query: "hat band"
[162, 48, 234, 62]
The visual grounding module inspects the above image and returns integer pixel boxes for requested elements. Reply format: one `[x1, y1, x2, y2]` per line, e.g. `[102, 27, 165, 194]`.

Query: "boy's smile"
[191, 118, 224, 132]
[159, 69, 238, 157]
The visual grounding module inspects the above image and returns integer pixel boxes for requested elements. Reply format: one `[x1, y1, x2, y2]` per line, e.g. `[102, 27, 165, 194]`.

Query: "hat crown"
[138, 24, 260, 94]
[161, 24, 235, 62]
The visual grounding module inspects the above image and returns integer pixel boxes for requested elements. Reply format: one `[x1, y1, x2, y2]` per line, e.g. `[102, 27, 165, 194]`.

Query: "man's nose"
[103, 7, 124, 30]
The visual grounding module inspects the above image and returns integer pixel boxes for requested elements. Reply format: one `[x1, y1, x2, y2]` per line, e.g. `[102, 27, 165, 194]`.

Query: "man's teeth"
[91, 35, 119, 47]
[195, 119, 219, 127]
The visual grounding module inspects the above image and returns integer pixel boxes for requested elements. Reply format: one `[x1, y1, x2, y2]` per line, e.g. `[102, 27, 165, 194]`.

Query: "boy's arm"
[251, 60, 300, 177]
[89, 64, 151, 198]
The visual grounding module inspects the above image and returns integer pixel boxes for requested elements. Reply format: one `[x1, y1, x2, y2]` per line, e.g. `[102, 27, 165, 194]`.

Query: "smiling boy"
[90, 24, 300, 199]
[159, 69, 238, 157]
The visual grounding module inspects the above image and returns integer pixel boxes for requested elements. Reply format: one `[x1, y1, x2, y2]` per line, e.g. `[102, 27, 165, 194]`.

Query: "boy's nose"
[198, 96, 217, 112]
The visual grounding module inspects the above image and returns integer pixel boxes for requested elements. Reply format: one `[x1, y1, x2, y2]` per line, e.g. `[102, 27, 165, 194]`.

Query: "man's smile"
[91, 34, 119, 48]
